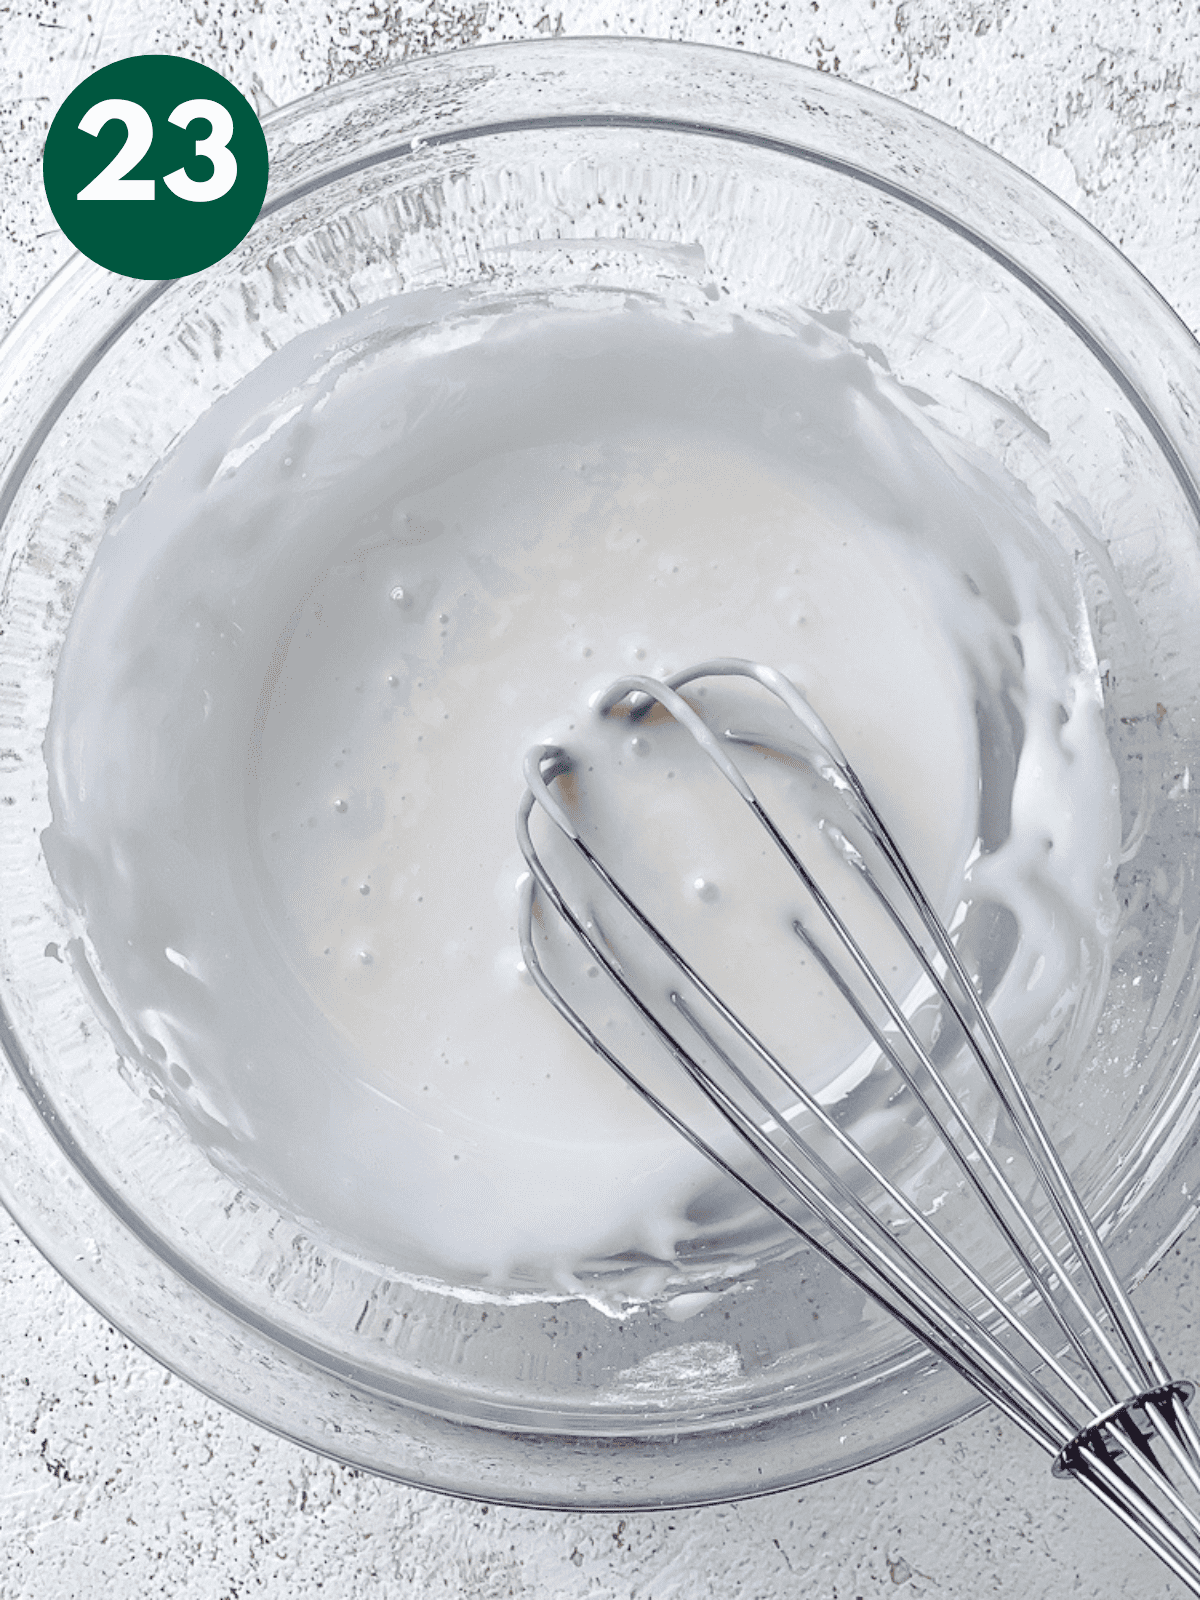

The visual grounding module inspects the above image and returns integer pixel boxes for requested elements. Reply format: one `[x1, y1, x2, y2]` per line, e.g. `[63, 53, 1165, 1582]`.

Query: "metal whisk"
[516, 657, 1200, 1593]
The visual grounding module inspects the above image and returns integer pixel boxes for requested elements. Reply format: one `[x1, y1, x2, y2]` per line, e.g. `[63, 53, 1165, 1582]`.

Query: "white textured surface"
[3, 3, 1200, 1595]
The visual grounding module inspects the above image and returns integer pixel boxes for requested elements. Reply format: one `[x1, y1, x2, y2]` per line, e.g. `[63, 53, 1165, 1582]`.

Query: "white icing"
[42, 293, 1120, 1285]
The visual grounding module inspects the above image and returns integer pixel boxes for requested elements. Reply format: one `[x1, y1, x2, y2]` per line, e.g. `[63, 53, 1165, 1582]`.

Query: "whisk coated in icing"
[517, 657, 1200, 1594]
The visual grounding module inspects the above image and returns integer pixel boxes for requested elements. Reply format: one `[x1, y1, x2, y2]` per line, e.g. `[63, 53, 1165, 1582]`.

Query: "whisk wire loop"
[517, 658, 1200, 1591]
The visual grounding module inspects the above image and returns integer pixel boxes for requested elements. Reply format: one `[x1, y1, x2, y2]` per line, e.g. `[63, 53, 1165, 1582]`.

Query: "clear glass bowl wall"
[2, 40, 1200, 1506]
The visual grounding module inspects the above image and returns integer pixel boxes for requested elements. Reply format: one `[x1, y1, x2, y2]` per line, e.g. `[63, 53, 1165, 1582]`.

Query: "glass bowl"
[3, 38, 1200, 1509]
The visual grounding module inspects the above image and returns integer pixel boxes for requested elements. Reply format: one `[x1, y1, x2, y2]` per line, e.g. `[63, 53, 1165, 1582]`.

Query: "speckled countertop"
[3, 3, 1200, 1596]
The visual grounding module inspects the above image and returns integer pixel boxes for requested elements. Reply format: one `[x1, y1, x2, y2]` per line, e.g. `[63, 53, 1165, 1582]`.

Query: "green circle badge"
[43, 55, 269, 280]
